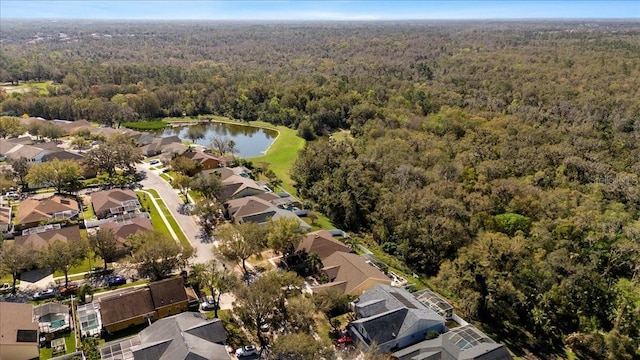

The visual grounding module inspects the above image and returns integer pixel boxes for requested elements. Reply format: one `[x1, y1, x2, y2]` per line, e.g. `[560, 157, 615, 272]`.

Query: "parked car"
[33, 288, 57, 300]
[0, 283, 13, 294]
[260, 323, 270, 333]
[107, 275, 127, 287]
[200, 300, 216, 311]
[149, 159, 161, 165]
[333, 335, 354, 347]
[235, 345, 258, 357]
[58, 283, 78, 295]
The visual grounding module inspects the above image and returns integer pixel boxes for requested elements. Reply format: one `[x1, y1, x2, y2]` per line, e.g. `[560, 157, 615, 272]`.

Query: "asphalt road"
[137, 163, 218, 265]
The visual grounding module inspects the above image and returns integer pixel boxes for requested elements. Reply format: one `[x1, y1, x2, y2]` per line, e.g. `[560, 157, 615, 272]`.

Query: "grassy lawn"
[136, 189, 191, 250]
[160, 173, 172, 182]
[121, 120, 167, 130]
[80, 196, 95, 220]
[93, 279, 149, 294]
[136, 191, 173, 239]
[39, 331, 76, 360]
[4, 80, 52, 96]
[300, 212, 335, 231]
[53, 252, 103, 280]
[248, 121, 305, 196]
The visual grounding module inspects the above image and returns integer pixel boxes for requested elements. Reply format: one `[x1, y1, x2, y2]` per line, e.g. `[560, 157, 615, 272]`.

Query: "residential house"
[158, 142, 189, 162]
[3, 143, 53, 163]
[140, 136, 183, 156]
[99, 312, 229, 360]
[0, 206, 13, 233]
[42, 150, 97, 178]
[14, 225, 81, 251]
[219, 174, 267, 200]
[98, 277, 193, 334]
[34, 302, 70, 334]
[56, 119, 92, 133]
[296, 230, 352, 260]
[349, 284, 446, 353]
[99, 217, 154, 259]
[148, 277, 190, 319]
[90, 189, 141, 219]
[15, 195, 79, 229]
[0, 302, 40, 360]
[99, 288, 157, 334]
[205, 166, 250, 181]
[391, 324, 513, 360]
[313, 252, 391, 296]
[180, 150, 223, 170]
[128, 132, 157, 146]
[224, 194, 311, 231]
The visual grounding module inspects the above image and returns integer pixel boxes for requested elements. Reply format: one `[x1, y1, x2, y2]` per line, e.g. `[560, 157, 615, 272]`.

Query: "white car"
[200, 300, 216, 311]
[235, 345, 258, 357]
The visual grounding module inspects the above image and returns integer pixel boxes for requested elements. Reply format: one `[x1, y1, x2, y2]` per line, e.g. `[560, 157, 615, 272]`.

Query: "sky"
[0, 1, 638, 21]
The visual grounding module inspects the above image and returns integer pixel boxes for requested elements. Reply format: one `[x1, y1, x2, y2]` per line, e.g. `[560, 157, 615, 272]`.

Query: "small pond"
[158, 122, 277, 158]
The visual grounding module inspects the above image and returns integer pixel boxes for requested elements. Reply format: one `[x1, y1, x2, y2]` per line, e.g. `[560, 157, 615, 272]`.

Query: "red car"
[59, 283, 79, 295]
[334, 336, 353, 347]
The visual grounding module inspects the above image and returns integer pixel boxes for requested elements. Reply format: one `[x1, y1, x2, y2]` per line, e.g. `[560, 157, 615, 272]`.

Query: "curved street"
[136, 162, 217, 265]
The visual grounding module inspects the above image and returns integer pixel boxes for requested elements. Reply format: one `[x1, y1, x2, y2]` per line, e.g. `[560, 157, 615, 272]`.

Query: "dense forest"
[1, 20, 640, 358]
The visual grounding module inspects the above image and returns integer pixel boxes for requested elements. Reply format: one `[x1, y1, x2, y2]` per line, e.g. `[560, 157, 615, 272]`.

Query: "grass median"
[137, 189, 191, 250]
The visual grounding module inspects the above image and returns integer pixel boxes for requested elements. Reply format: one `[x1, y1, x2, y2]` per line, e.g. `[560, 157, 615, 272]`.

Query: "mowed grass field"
[1, 80, 52, 95]
[248, 120, 305, 196]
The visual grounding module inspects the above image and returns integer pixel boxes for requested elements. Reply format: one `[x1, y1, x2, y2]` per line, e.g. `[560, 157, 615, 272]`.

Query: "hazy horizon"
[1, 1, 638, 21]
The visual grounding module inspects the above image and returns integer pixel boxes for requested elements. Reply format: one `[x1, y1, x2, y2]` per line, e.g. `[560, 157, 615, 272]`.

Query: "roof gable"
[148, 277, 188, 309]
[17, 195, 78, 225]
[99, 288, 155, 326]
[297, 230, 351, 260]
[134, 313, 228, 360]
[91, 189, 138, 216]
[14, 225, 81, 250]
[320, 252, 391, 295]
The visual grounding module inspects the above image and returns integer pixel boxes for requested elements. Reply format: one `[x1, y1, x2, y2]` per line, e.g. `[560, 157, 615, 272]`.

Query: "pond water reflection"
[158, 122, 277, 158]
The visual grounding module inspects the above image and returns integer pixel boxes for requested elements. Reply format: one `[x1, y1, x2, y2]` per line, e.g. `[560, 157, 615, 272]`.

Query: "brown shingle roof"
[100, 217, 153, 243]
[297, 230, 351, 260]
[318, 252, 391, 295]
[91, 189, 138, 218]
[148, 277, 188, 309]
[14, 225, 82, 250]
[16, 195, 78, 225]
[99, 289, 155, 327]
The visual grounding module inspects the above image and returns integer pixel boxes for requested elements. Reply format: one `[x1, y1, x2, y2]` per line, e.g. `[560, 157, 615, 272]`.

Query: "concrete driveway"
[137, 163, 218, 265]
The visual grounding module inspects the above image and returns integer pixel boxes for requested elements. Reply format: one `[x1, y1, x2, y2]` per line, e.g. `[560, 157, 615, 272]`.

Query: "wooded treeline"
[1, 20, 640, 357]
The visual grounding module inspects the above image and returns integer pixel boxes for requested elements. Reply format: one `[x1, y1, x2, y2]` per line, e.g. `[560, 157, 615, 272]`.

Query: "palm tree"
[305, 252, 322, 276]
[77, 283, 94, 304]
